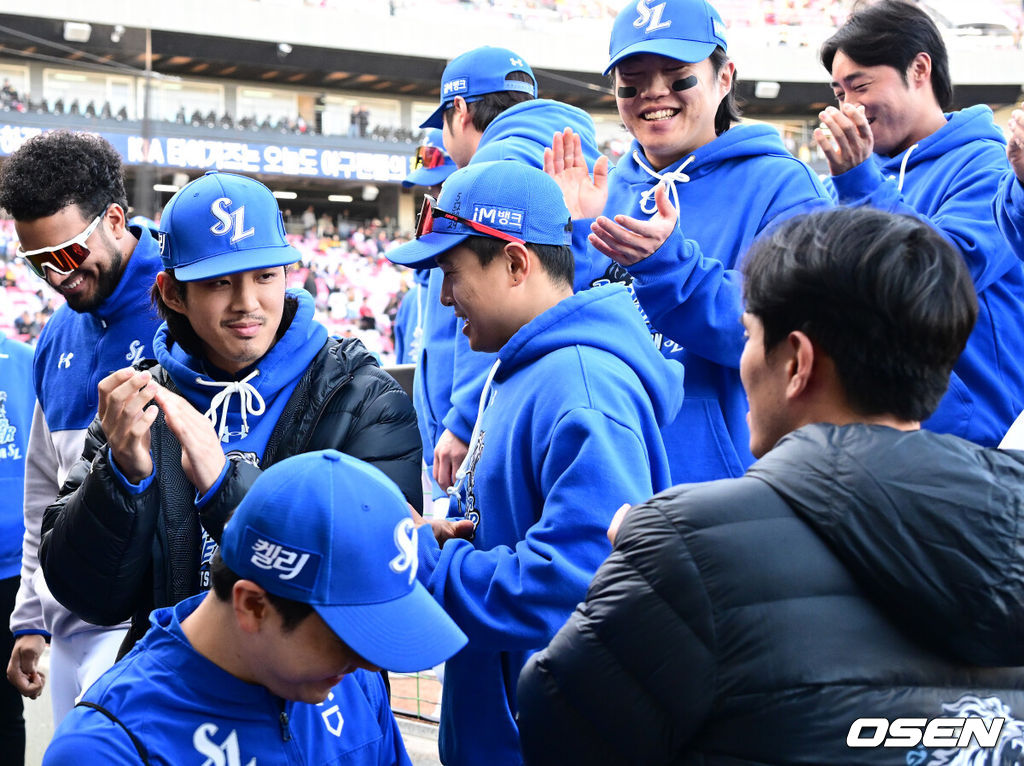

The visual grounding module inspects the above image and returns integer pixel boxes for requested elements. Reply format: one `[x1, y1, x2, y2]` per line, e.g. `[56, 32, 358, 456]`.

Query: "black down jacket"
[518, 423, 1024, 765]
[40, 337, 422, 649]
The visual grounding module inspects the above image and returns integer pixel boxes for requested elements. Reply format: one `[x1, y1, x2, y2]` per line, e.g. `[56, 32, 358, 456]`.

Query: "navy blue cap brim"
[402, 163, 457, 188]
[386, 231, 469, 269]
[173, 244, 300, 281]
[419, 103, 446, 130]
[316, 582, 468, 673]
[604, 38, 719, 75]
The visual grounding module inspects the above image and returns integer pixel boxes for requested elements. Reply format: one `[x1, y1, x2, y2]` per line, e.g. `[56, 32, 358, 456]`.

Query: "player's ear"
[233, 580, 269, 634]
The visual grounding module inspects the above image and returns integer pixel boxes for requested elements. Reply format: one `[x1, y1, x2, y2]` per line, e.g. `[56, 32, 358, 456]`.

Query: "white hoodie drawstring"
[196, 369, 266, 443]
[447, 359, 501, 504]
[633, 151, 695, 215]
[894, 143, 919, 193]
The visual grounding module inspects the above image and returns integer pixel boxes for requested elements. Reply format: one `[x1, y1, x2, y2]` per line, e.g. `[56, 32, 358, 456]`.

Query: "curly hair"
[0, 130, 128, 221]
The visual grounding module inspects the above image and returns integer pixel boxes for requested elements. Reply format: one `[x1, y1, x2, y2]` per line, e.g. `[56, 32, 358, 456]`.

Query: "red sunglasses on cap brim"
[415, 194, 525, 244]
[413, 145, 449, 171]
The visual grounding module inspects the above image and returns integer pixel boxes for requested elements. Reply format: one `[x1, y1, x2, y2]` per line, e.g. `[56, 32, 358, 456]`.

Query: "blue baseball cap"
[157, 171, 299, 282]
[387, 160, 572, 269]
[219, 450, 468, 674]
[419, 46, 536, 130]
[605, 0, 728, 75]
[402, 129, 458, 188]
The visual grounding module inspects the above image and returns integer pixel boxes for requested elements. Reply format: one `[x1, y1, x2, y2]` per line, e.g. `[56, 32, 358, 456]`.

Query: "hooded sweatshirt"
[393, 268, 429, 365]
[413, 98, 603, 490]
[579, 124, 831, 484]
[517, 423, 1024, 765]
[44, 594, 411, 766]
[417, 284, 683, 766]
[827, 105, 1024, 446]
[0, 334, 35, 580]
[996, 168, 1024, 259]
[11, 224, 163, 641]
[151, 289, 326, 469]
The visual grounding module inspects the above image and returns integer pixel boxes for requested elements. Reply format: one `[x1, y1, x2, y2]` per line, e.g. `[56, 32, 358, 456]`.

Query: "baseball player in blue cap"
[39, 171, 423, 655]
[394, 45, 606, 510]
[546, 0, 831, 485]
[45, 449, 467, 765]
[389, 159, 683, 766]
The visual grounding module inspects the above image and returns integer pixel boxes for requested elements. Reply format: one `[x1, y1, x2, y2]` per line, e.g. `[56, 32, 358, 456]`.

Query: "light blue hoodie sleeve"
[417, 408, 653, 649]
[996, 169, 1024, 259]
[829, 156, 1009, 292]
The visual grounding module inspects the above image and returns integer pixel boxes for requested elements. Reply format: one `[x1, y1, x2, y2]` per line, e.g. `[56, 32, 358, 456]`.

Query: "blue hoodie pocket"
[663, 397, 746, 484]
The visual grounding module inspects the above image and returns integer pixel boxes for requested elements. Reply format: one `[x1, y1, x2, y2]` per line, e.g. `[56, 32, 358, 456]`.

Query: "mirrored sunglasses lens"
[27, 243, 88, 278]
[415, 197, 433, 239]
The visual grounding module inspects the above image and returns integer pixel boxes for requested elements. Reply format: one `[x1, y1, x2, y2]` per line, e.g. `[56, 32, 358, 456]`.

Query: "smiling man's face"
[829, 50, 925, 157]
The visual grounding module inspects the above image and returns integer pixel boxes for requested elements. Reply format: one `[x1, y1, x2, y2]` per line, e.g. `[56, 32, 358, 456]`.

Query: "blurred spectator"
[301, 205, 317, 236]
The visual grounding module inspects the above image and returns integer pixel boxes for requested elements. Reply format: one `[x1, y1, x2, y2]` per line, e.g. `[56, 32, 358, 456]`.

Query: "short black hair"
[461, 235, 574, 289]
[821, 0, 953, 111]
[742, 207, 976, 422]
[149, 268, 297, 359]
[0, 130, 128, 221]
[209, 549, 314, 632]
[443, 70, 535, 134]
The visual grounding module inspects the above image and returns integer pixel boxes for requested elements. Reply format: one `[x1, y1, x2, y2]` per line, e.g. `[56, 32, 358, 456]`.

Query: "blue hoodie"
[393, 269, 429, 365]
[33, 224, 164, 433]
[0, 334, 35, 580]
[416, 284, 683, 766]
[996, 169, 1024, 259]
[44, 594, 411, 766]
[578, 124, 831, 483]
[827, 105, 1024, 446]
[413, 98, 603, 492]
[143, 289, 327, 498]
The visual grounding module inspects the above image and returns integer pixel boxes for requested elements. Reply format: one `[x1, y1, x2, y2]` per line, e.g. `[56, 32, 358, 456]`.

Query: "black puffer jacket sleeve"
[39, 416, 160, 626]
[197, 459, 264, 544]
[315, 362, 423, 512]
[517, 488, 716, 766]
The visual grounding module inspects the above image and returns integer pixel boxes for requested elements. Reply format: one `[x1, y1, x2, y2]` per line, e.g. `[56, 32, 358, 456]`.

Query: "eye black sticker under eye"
[672, 75, 698, 91]
[617, 86, 637, 98]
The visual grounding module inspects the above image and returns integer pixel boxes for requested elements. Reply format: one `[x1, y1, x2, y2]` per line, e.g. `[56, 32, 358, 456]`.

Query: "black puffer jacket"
[518, 424, 1024, 765]
[40, 337, 421, 648]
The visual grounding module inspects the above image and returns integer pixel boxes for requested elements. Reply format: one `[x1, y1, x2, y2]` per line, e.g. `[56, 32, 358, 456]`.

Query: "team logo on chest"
[0, 392, 19, 460]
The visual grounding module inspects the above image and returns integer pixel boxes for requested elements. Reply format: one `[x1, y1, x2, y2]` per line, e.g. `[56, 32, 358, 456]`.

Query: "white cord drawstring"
[196, 369, 266, 443]
[895, 143, 918, 193]
[447, 359, 501, 504]
[633, 151, 695, 215]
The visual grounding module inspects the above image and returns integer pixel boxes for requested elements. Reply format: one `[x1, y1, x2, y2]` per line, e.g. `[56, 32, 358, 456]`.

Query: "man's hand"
[6, 634, 46, 699]
[433, 429, 468, 491]
[543, 127, 609, 220]
[152, 386, 226, 495]
[813, 103, 873, 176]
[98, 368, 159, 484]
[409, 504, 476, 547]
[1008, 103, 1024, 184]
[590, 183, 677, 267]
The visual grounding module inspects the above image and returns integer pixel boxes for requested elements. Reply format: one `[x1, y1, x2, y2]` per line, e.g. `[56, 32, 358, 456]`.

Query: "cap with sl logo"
[419, 46, 536, 130]
[219, 449, 468, 673]
[157, 170, 299, 282]
[605, 0, 728, 75]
